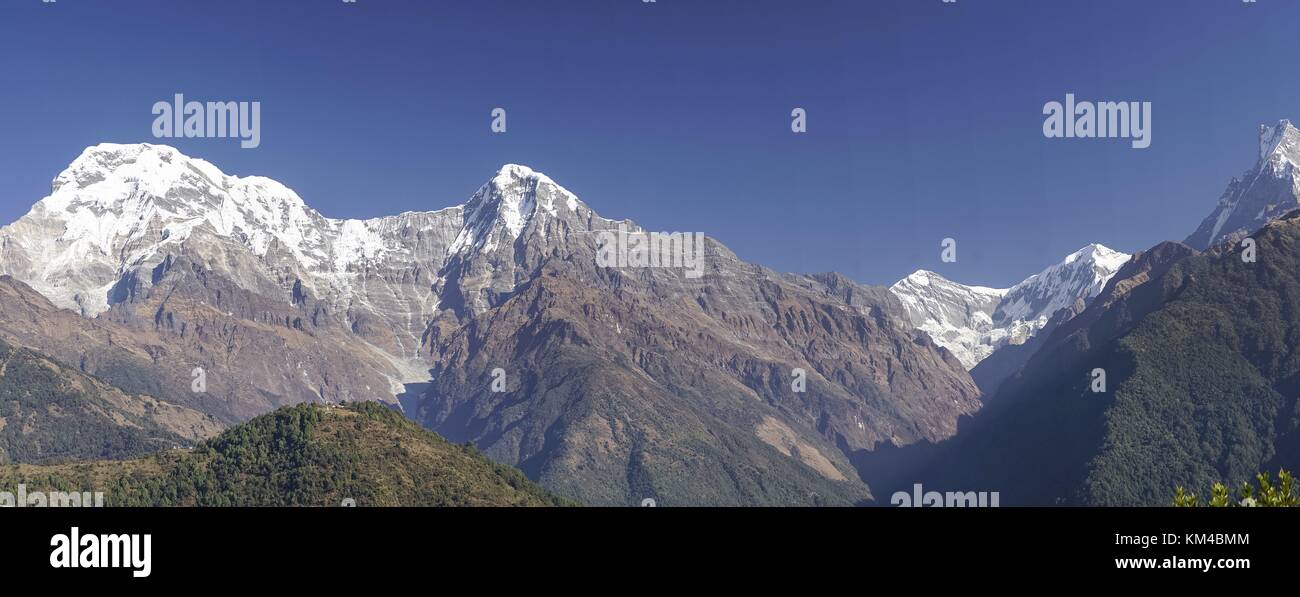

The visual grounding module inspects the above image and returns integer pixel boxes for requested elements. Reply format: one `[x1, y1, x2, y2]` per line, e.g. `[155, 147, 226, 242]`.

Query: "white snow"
[0, 144, 553, 325]
[890, 244, 1130, 369]
[447, 163, 581, 256]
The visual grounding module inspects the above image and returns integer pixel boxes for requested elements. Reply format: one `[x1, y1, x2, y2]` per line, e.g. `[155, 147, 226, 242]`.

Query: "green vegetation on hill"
[1080, 220, 1300, 504]
[0, 402, 573, 506]
[0, 339, 218, 465]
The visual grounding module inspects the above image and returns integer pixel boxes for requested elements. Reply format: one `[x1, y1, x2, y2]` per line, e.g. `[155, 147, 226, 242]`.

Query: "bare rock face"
[0, 144, 983, 505]
[0, 272, 407, 423]
[411, 169, 981, 505]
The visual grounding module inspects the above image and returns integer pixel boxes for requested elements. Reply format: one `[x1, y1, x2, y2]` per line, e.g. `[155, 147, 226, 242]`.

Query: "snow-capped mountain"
[0, 144, 599, 362]
[1186, 120, 1300, 250]
[889, 244, 1130, 369]
[888, 271, 1007, 369]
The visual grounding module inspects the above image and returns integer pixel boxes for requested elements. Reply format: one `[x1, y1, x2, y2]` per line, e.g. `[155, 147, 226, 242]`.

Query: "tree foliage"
[0, 402, 575, 507]
[1173, 469, 1300, 507]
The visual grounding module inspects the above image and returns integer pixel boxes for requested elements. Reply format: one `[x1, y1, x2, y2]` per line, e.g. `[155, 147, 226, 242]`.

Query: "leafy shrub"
[1173, 469, 1299, 507]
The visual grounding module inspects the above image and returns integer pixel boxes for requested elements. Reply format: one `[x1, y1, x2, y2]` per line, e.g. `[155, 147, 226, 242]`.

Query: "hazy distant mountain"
[0, 144, 983, 505]
[889, 244, 1129, 370]
[1186, 120, 1300, 250]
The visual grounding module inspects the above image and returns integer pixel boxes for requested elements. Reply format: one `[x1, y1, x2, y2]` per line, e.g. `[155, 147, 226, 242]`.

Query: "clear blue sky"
[0, 0, 1295, 287]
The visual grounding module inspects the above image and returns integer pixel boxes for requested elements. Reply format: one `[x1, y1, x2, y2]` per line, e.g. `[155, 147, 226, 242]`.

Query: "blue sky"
[0, 0, 1296, 287]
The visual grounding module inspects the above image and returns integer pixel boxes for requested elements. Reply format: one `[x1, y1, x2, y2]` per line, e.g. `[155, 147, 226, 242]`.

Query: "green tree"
[1173, 469, 1299, 507]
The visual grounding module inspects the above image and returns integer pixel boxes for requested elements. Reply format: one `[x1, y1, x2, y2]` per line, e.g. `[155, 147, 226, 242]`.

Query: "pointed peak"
[467, 164, 557, 206]
[1259, 119, 1300, 162]
[1063, 243, 1123, 263]
[468, 162, 584, 218]
[1051, 244, 1130, 280]
[489, 163, 552, 188]
[496, 163, 540, 176]
[894, 270, 947, 288]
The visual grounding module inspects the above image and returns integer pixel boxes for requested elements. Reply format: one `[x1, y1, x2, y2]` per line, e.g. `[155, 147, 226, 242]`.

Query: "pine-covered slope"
[0, 402, 570, 506]
[0, 337, 220, 465]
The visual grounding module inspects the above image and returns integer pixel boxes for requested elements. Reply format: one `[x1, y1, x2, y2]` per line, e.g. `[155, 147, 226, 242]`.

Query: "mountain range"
[4, 119, 1300, 506]
[872, 120, 1300, 505]
[0, 143, 981, 506]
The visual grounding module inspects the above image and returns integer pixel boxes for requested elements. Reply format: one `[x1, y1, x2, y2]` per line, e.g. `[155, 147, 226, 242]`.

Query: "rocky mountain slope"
[0, 336, 219, 465]
[415, 257, 979, 505]
[0, 144, 982, 505]
[889, 244, 1130, 370]
[411, 166, 981, 506]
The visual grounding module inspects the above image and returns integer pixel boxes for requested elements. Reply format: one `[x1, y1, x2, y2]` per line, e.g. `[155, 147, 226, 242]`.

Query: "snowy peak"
[890, 244, 1130, 369]
[997, 243, 1130, 324]
[1187, 120, 1300, 250]
[888, 270, 1007, 370]
[893, 270, 1005, 306]
[471, 164, 546, 240]
[43, 143, 314, 245]
[3, 144, 465, 318]
[53, 143, 189, 193]
[491, 163, 544, 187]
[450, 163, 584, 255]
[33, 143, 334, 280]
[1259, 119, 1300, 168]
[1064, 243, 1123, 265]
[51, 143, 305, 213]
